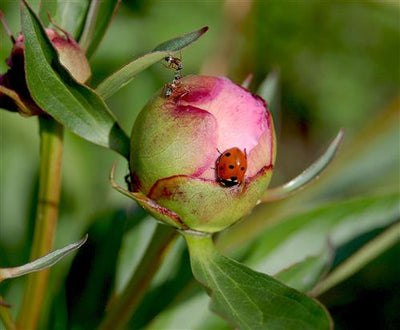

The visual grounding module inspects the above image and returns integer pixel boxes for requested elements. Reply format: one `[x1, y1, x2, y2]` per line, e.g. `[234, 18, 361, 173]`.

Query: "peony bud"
[129, 76, 276, 233]
[0, 28, 91, 116]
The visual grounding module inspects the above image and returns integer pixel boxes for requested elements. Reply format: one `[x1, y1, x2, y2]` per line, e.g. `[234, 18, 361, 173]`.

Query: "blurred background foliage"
[1, 1, 399, 329]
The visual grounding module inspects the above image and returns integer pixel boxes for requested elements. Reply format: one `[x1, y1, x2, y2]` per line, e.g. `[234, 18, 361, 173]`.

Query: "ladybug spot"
[229, 165, 235, 169]
[219, 166, 224, 170]
[241, 167, 245, 171]
[225, 152, 231, 157]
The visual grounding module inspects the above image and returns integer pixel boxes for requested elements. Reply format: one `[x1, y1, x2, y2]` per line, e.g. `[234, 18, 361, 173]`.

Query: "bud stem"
[16, 116, 64, 329]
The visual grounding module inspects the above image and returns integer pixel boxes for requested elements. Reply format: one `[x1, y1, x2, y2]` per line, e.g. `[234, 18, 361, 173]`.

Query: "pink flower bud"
[129, 76, 276, 233]
[0, 28, 91, 116]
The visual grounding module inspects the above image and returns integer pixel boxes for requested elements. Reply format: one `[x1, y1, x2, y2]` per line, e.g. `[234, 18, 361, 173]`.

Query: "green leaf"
[183, 232, 332, 330]
[114, 216, 156, 294]
[96, 26, 209, 99]
[79, 0, 120, 58]
[99, 224, 178, 330]
[262, 129, 344, 202]
[275, 247, 333, 293]
[39, 0, 89, 39]
[21, 1, 130, 158]
[245, 192, 400, 281]
[310, 221, 400, 296]
[149, 291, 230, 330]
[152, 27, 209, 52]
[65, 211, 126, 329]
[0, 235, 87, 283]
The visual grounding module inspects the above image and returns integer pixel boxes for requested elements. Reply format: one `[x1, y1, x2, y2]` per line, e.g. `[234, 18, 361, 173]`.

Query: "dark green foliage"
[66, 210, 127, 329]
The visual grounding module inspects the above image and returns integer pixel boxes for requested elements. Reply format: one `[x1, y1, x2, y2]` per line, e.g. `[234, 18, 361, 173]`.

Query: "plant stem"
[99, 223, 177, 330]
[311, 221, 400, 297]
[78, 0, 100, 52]
[16, 116, 64, 329]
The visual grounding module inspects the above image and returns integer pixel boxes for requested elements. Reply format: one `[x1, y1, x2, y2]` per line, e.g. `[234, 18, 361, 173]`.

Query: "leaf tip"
[80, 233, 89, 246]
[330, 128, 345, 156]
[109, 161, 118, 187]
[200, 26, 209, 34]
[337, 127, 345, 142]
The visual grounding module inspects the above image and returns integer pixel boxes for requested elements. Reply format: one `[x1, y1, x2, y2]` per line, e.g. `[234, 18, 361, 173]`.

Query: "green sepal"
[109, 163, 188, 230]
[149, 166, 273, 233]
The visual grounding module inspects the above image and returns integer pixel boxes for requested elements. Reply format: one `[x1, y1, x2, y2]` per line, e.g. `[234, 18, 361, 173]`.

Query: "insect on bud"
[127, 75, 276, 233]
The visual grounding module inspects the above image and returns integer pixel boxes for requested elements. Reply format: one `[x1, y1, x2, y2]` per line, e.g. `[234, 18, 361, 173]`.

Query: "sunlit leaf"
[21, 1, 130, 158]
[96, 27, 209, 99]
[0, 235, 87, 283]
[183, 233, 332, 330]
[79, 0, 120, 58]
[262, 129, 344, 202]
[115, 217, 156, 294]
[246, 191, 400, 278]
[148, 249, 332, 329]
[311, 221, 400, 296]
[148, 291, 230, 330]
[275, 247, 333, 293]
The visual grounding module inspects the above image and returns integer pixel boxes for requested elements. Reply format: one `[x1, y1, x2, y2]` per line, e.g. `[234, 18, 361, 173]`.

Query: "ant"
[164, 55, 183, 71]
[164, 54, 183, 98]
[165, 72, 184, 97]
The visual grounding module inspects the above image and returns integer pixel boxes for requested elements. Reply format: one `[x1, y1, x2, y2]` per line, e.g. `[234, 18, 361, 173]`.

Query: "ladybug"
[216, 147, 247, 187]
